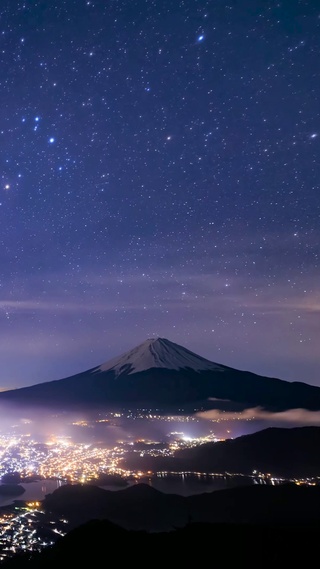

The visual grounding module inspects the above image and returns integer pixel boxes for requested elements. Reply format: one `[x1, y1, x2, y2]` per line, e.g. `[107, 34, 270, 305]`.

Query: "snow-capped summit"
[1, 336, 320, 414]
[97, 337, 224, 376]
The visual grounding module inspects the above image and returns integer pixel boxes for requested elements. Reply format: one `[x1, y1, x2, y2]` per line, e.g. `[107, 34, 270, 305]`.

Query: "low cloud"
[196, 406, 320, 425]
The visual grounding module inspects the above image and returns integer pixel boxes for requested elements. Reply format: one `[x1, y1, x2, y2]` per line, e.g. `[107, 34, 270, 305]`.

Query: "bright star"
[49, 137, 55, 144]
[197, 35, 205, 42]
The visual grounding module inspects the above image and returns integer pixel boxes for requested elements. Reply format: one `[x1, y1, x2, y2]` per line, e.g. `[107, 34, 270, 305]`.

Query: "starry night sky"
[0, 0, 319, 390]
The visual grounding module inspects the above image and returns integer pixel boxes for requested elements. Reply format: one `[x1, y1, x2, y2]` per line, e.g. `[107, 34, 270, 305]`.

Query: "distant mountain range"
[1, 337, 320, 413]
[123, 425, 320, 478]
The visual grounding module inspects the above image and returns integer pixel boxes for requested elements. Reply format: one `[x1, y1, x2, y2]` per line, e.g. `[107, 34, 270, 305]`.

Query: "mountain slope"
[123, 425, 320, 478]
[0, 337, 320, 413]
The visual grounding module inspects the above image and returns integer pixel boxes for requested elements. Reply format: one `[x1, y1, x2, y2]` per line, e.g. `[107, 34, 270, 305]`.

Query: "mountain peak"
[97, 337, 224, 376]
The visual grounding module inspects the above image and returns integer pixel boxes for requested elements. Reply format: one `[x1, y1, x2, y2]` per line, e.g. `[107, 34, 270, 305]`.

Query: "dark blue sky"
[0, 0, 319, 389]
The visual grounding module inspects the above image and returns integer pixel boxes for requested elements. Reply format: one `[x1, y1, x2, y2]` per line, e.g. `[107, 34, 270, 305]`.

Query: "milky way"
[0, 1, 319, 388]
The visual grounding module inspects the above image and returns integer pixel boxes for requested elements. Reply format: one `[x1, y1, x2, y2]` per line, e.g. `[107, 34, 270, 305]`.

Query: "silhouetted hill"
[186, 482, 320, 525]
[1, 338, 320, 413]
[41, 479, 320, 531]
[123, 426, 320, 478]
[42, 482, 188, 531]
[3, 491, 320, 568]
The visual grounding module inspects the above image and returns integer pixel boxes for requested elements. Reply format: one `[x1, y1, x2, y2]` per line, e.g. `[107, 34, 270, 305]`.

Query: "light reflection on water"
[0, 479, 65, 507]
[0, 473, 278, 506]
[95, 472, 278, 497]
[142, 472, 277, 496]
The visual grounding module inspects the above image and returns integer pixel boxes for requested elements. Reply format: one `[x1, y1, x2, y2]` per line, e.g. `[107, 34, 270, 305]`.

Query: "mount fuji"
[1, 337, 320, 413]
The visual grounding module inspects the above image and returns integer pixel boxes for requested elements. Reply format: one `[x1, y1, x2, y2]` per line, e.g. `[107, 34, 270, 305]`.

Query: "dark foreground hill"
[40, 481, 320, 531]
[123, 425, 320, 478]
[1, 338, 320, 413]
[42, 482, 188, 532]
[3, 485, 320, 569]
